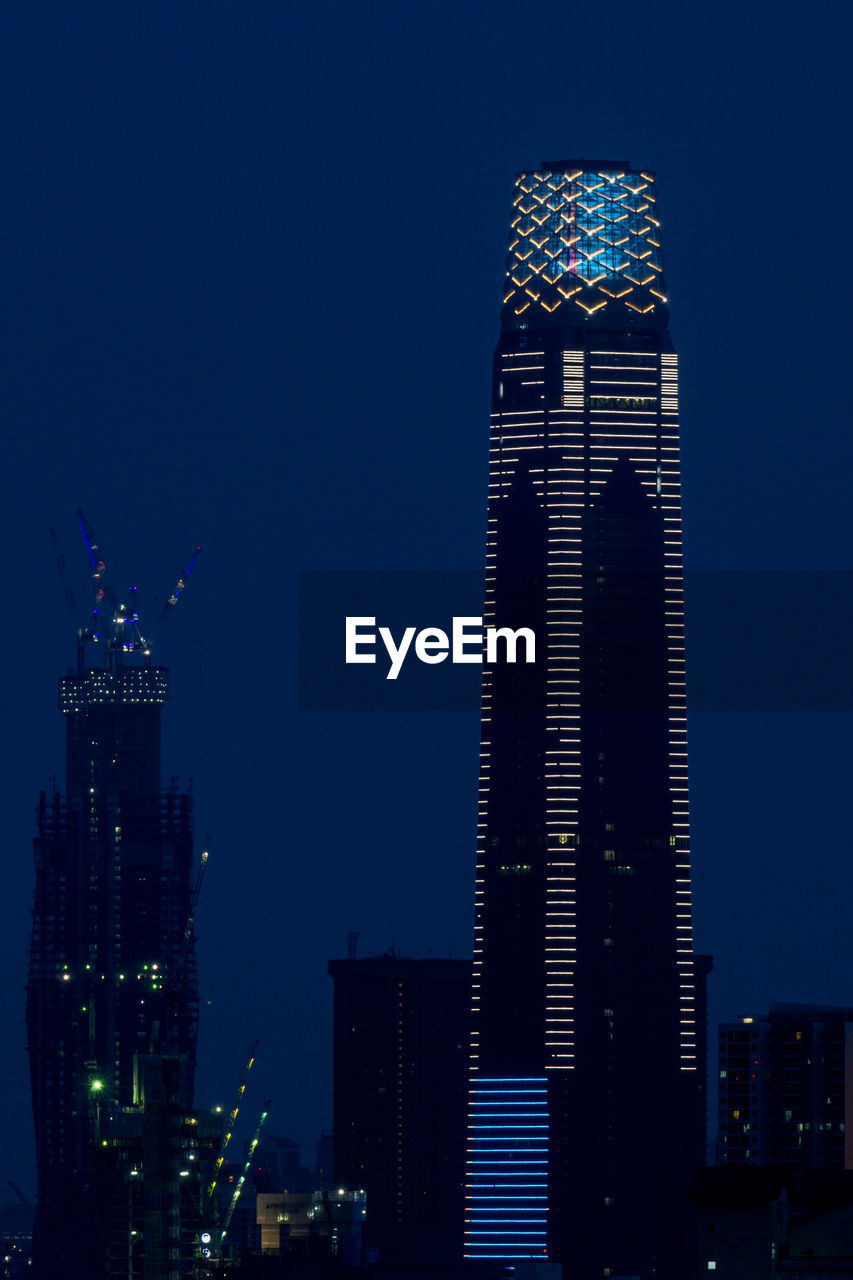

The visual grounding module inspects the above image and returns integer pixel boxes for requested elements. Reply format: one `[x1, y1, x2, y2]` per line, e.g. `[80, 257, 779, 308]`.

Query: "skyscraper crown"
[502, 161, 668, 330]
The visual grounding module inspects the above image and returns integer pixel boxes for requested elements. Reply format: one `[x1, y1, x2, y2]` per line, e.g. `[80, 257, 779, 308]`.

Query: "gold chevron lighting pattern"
[504, 167, 667, 320]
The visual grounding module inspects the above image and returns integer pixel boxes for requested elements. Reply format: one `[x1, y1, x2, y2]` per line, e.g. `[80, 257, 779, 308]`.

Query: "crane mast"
[218, 1102, 271, 1254]
[207, 1040, 260, 1204]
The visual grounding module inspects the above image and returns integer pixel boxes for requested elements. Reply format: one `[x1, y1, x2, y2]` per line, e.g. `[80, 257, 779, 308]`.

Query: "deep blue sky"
[2, 1, 852, 1196]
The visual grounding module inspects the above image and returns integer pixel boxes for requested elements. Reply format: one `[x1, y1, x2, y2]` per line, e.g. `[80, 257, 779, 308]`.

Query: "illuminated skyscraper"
[27, 630, 199, 1277]
[465, 161, 710, 1278]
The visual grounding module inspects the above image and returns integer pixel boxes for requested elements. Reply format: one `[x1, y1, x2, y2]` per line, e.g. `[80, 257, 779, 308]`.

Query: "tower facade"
[27, 651, 198, 1278]
[465, 161, 708, 1277]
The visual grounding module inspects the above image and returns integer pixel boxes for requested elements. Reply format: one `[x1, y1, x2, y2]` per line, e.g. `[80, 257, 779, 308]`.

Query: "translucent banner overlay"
[298, 571, 853, 711]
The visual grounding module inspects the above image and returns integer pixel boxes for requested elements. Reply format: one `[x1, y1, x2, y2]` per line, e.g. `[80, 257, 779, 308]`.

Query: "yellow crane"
[206, 1040, 260, 1204]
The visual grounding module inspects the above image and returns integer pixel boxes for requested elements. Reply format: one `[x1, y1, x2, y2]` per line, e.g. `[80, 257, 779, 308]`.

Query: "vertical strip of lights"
[464, 1078, 549, 1260]
[580, 338, 696, 1067]
[660, 351, 696, 1068]
[475, 345, 552, 1082]
[543, 348, 585, 1071]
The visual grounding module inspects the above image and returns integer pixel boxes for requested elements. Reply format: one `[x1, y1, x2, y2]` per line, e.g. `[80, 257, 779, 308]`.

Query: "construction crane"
[207, 1040, 260, 1204]
[64, 509, 200, 666]
[162, 844, 211, 1058]
[7, 1181, 30, 1208]
[146, 544, 202, 649]
[180, 845, 209, 971]
[49, 528, 77, 616]
[218, 1102, 271, 1254]
[75, 508, 131, 651]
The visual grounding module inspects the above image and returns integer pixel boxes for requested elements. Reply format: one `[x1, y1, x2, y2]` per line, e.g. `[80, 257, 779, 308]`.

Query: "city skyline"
[2, 0, 853, 1217]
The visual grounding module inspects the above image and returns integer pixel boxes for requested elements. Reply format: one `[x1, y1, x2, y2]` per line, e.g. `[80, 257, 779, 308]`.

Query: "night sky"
[2, 1, 853, 1198]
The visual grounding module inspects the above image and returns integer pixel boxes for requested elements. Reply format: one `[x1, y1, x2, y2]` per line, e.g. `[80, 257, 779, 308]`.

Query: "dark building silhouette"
[466, 161, 710, 1277]
[690, 1166, 853, 1278]
[252, 1135, 312, 1194]
[27, 626, 200, 1276]
[328, 954, 470, 1265]
[315, 1131, 334, 1190]
[690, 1166, 790, 1279]
[718, 1005, 853, 1172]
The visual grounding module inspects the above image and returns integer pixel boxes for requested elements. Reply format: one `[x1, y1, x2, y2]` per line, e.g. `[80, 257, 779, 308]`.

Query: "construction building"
[26, 517, 205, 1278]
